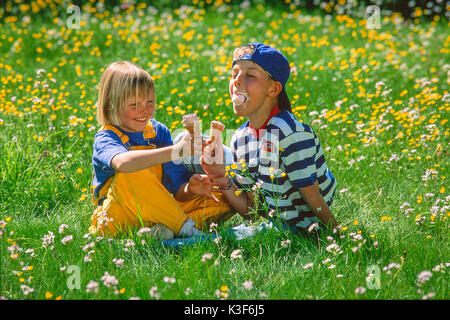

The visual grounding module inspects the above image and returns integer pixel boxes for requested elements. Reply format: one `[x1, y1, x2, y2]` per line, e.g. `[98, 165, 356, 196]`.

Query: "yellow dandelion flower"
[417, 195, 422, 203]
[440, 186, 445, 193]
[353, 220, 359, 226]
[55, 296, 62, 300]
[77, 168, 83, 174]
[231, 163, 238, 170]
[234, 190, 242, 196]
[45, 292, 53, 299]
[5, 217, 11, 222]
[79, 194, 86, 201]
[19, 278, 25, 283]
[220, 285, 228, 292]
[270, 174, 275, 180]
[381, 216, 388, 221]
[119, 288, 126, 294]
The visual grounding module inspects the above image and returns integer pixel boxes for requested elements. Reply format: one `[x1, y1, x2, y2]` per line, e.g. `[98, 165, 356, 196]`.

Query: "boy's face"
[229, 60, 277, 118]
[120, 90, 155, 132]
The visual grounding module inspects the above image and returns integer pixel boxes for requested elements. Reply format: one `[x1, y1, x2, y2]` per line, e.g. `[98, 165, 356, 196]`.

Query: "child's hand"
[200, 137, 226, 176]
[187, 173, 228, 203]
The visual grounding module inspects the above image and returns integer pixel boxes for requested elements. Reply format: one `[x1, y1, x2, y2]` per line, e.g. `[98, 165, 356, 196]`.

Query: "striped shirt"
[230, 110, 337, 230]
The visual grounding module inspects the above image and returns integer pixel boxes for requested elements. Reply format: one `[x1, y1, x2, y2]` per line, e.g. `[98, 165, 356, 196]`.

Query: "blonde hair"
[96, 61, 155, 126]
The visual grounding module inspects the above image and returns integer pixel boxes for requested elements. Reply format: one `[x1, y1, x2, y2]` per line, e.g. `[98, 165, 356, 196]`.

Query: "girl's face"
[120, 90, 155, 132]
[229, 60, 275, 118]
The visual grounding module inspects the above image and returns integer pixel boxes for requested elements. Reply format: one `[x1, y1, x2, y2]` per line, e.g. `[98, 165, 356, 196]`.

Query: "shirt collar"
[249, 105, 281, 137]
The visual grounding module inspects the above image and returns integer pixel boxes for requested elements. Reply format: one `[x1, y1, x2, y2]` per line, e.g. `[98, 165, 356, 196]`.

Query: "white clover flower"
[242, 280, 253, 290]
[303, 262, 314, 269]
[209, 222, 218, 233]
[58, 224, 69, 234]
[355, 286, 366, 295]
[417, 270, 432, 285]
[101, 271, 118, 289]
[149, 286, 160, 299]
[281, 239, 291, 248]
[125, 239, 135, 248]
[201, 253, 213, 263]
[137, 227, 152, 237]
[163, 276, 176, 283]
[82, 242, 95, 252]
[230, 249, 242, 260]
[307, 223, 319, 233]
[86, 281, 99, 294]
[42, 231, 55, 248]
[20, 285, 35, 296]
[422, 292, 435, 300]
[113, 258, 124, 268]
[61, 235, 73, 245]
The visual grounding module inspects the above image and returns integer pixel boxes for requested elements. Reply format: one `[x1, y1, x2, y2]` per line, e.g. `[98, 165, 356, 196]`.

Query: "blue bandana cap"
[232, 43, 291, 88]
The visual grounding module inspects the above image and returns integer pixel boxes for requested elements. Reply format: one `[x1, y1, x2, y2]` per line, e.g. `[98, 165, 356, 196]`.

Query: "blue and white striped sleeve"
[280, 131, 318, 189]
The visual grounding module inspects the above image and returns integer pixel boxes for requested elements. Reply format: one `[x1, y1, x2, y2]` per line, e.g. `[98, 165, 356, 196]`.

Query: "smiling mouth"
[134, 117, 148, 121]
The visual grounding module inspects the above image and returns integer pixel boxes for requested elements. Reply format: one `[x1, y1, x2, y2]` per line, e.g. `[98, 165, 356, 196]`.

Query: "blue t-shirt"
[92, 119, 192, 198]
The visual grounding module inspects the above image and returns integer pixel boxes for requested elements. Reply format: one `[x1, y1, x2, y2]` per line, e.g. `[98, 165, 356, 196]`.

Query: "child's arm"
[206, 174, 255, 220]
[111, 134, 191, 172]
[299, 182, 338, 230]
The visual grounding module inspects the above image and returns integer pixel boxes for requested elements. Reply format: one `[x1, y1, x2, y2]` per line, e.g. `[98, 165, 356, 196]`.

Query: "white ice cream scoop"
[232, 93, 249, 105]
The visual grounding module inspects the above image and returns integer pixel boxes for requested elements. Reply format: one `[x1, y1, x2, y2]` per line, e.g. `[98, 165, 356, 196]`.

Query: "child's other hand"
[187, 173, 228, 203]
[200, 140, 226, 175]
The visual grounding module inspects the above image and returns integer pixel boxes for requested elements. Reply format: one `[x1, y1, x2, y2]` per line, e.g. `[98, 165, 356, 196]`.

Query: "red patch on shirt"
[249, 105, 281, 138]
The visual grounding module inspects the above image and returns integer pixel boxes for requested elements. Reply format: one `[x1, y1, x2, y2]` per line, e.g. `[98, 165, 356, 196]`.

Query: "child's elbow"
[110, 153, 128, 172]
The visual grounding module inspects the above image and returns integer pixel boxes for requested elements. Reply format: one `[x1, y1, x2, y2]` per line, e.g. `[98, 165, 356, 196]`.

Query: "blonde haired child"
[90, 61, 232, 238]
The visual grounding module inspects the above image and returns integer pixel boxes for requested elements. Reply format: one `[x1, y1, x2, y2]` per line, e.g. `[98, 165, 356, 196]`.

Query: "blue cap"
[232, 43, 291, 88]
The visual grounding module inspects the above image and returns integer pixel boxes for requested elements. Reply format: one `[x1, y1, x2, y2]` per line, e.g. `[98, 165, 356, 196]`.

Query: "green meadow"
[0, 1, 449, 300]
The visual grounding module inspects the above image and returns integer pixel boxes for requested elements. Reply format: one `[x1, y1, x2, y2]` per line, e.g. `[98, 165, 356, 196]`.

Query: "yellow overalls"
[89, 123, 232, 237]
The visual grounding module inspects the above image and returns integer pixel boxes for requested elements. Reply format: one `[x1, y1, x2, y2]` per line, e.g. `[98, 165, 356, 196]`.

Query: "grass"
[0, 1, 449, 300]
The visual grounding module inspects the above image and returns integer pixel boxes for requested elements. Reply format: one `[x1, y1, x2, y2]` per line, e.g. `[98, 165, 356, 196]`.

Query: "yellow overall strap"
[92, 125, 131, 205]
[92, 123, 159, 206]
[143, 121, 156, 140]
[100, 124, 131, 148]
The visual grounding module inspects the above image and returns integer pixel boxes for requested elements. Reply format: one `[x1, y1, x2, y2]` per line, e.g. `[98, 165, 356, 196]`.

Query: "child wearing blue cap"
[203, 43, 339, 235]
